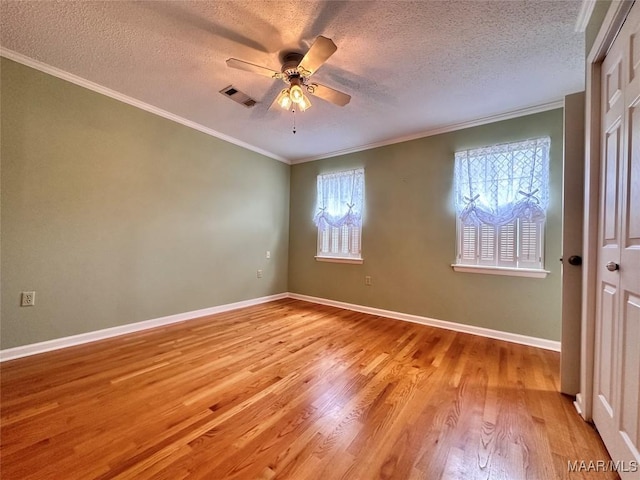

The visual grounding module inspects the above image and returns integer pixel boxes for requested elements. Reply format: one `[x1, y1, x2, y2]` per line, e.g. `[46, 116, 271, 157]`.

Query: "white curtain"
[454, 137, 550, 226]
[314, 168, 365, 230]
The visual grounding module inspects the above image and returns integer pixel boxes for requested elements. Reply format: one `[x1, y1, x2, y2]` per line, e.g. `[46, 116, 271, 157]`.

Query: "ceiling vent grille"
[220, 85, 258, 108]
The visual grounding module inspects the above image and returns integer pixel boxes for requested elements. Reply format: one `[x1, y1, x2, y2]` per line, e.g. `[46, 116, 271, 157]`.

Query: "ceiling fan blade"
[297, 36, 337, 77]
[308, 83, 351, 106]
[269, 92, 284, 111]
[226, 58, 280, 78]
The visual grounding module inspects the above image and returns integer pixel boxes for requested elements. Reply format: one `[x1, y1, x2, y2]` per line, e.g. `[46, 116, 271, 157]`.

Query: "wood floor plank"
[1, 299, 617, 479]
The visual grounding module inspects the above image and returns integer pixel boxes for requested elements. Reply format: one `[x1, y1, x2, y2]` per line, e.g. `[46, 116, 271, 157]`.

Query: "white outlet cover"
[21, 291, 36, 306]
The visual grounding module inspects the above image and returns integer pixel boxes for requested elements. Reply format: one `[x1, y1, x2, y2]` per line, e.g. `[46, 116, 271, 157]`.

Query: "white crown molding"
[288, 293, 561, 351]
[291, 100, 565, 164]
[0, 48, 289, 165]
[575, 0, 597, 32]
[1, 48, 567, 167]
[0, 293, 289, 362]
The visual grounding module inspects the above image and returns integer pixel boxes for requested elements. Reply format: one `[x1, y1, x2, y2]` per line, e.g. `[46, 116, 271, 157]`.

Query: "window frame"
[314, 168, 364, 264]
[451, 138, 550, 278]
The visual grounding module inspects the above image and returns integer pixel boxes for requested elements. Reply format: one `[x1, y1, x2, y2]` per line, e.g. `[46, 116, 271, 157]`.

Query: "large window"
[453, 137, 550, 275]
[314, 168, 364, 262]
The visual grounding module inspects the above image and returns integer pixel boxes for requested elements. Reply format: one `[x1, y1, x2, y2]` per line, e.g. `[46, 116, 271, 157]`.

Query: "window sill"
[315, 256, 364, 265]
[451, 264, 550, 278]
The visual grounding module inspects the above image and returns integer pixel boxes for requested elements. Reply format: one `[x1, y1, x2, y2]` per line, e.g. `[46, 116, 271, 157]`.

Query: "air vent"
[219, 85, 258, 108]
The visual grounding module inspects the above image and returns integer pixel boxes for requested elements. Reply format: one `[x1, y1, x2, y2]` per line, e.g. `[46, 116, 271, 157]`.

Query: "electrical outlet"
[257, 269, 263, 278]
[266, 251, 271, 259]
[365, 276, 372, 286]
[21, 291, 36, 306]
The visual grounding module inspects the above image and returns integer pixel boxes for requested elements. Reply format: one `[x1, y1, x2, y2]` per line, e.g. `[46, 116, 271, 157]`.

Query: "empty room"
[1, 1, 639, 479]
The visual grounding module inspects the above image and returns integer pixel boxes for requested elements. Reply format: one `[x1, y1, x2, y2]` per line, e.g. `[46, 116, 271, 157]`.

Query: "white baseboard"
[574, 394, 584, 416]
[0, 293, 289, 362]
[574, 393, 591, 421]
[288, 293, 561, 352]
[0, 291, 561, 362]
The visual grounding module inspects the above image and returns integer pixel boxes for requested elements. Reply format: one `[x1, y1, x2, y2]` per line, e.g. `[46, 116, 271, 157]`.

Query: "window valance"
[454, 137, 550, 227]
[314, 168, 365, 231]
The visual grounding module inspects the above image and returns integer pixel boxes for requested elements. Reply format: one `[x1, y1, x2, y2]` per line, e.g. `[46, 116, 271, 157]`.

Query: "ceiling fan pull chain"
[292, 109, 297, 134]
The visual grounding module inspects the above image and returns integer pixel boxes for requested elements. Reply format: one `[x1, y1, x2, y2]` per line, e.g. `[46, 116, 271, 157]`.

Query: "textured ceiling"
[0, 1, 585, 163]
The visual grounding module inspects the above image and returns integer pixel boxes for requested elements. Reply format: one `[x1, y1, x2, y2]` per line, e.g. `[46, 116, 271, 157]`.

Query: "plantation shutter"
[498, 222, 516, 266]
[479, 223, 496, 263]
[519, 220, 543, 267]
[461, 224, 477, 261]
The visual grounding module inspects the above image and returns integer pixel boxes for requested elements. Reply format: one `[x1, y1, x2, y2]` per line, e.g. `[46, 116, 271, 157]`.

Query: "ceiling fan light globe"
[290, 84, 304, 104]
[298, 94, 312, 111]
[276, 89, 292, 110]
[279, 96, 292, 110]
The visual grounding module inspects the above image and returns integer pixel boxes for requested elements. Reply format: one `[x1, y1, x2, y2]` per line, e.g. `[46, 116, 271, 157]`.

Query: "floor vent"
[220, 85, 258, 108]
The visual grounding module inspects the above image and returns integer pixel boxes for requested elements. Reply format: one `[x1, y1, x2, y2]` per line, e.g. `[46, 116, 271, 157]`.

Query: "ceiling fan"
[226, 36, 351, 112]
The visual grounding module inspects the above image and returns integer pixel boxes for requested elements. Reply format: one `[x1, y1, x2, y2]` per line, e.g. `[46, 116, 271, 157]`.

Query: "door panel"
[603, 124, 621, 244]
[628, 104, 640, 241]
[630, 29, 640, 82]
[606, 59, 622, 111]
[596, 283, 617, 417]
[619, 293, 640, 453]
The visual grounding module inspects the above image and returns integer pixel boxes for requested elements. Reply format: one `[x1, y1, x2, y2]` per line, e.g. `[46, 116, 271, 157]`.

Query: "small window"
[314, 168, 364, 262]
[453, 137, 550, 274]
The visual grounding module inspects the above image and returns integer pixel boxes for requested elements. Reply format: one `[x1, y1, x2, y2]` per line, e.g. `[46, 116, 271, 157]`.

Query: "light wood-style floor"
[1, 299, 615, 479]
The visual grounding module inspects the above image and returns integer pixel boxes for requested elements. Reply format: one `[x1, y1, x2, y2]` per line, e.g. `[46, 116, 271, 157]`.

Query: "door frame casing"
[577, 0, 634, 421]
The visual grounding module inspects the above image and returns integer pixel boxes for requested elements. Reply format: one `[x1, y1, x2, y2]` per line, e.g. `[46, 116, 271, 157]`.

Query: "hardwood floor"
[1, 299, 615, 479]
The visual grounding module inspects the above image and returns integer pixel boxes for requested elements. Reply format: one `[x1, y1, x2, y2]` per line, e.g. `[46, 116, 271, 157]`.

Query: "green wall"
[1, 56, 565, 350]
[1, 58, 290, 349]
[288, 109, 564, 341]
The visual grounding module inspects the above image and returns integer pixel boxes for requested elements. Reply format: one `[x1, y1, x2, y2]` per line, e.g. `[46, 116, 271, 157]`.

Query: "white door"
[593, 2, 640, 477]
[561, 92, 585, 395]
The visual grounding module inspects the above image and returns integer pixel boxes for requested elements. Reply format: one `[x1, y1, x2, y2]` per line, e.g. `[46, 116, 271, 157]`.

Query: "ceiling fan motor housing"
[281, 52, 304, 72]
